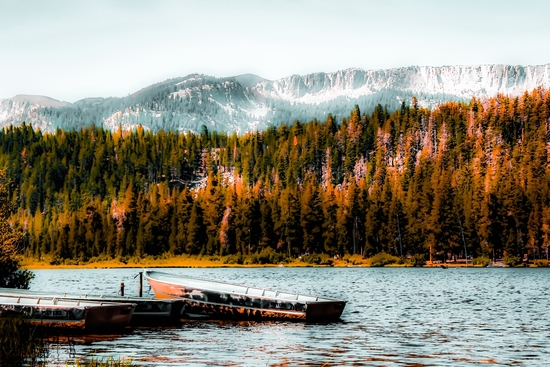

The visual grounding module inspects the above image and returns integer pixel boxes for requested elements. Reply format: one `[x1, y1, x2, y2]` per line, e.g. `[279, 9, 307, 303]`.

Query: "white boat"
[0, 288, 185, 326]
[145, 270, 346, 321]
[0, 294, 135, 330]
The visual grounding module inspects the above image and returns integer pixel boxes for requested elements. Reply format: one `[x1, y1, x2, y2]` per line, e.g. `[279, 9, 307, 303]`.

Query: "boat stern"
[305, 300, 346, 322]
[84, 303, 136, 330]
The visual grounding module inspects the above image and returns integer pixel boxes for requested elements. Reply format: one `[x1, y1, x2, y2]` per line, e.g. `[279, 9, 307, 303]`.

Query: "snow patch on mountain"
[0, 97, 54, 131]
[252, 65, 550, 105]
[103, 107, 151, 132]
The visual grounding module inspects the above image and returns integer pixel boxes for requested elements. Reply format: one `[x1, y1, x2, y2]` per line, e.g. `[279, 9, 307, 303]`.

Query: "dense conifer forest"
[1, 88, 550, 265]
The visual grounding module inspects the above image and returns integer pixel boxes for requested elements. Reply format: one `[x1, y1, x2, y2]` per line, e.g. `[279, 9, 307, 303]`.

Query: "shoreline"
[19, 255, 337, 270]
[19, 255, 500, 270]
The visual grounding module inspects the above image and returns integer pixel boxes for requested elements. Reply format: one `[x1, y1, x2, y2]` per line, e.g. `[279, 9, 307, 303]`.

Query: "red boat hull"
[146, 271, 346, 322]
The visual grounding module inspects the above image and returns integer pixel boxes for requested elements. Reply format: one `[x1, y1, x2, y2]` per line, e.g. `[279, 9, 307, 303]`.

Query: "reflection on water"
[31, 267, 550, 366]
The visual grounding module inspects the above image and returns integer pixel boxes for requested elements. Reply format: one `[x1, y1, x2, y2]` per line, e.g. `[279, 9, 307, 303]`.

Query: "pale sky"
[1, 0, 549, 102]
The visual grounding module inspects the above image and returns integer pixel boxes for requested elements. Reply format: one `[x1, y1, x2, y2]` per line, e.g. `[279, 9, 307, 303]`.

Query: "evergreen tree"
[186, 200, 206, 255]
[300, 176, 324, 254]
[0, 170, 33, 288]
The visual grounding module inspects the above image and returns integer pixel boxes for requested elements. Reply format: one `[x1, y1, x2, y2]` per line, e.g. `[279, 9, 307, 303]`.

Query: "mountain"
[2, 64, 550, 133]
[9, 95, 69, 107]
[0, 95, 69, 132]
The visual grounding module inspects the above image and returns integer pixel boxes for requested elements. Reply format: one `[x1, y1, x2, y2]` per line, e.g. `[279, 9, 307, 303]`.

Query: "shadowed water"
[31, 267, 550, 366]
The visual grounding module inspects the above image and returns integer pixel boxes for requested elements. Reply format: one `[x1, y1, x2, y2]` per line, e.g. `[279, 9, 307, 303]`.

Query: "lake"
[30, 267, 549, 366]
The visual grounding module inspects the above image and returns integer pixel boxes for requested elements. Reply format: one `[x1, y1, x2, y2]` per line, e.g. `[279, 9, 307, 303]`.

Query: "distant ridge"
[2, 64, 550, 134]
[10, 94, 69, 108]
[232, 74, 268, 89]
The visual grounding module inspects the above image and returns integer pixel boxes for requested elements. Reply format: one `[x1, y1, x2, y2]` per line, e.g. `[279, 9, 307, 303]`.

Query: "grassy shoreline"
[18, 255, 494, 270]
[20, 255, 349, 270]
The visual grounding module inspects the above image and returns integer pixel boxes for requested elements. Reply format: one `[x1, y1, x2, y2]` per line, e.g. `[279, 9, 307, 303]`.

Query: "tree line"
[1, 88, 550, 265]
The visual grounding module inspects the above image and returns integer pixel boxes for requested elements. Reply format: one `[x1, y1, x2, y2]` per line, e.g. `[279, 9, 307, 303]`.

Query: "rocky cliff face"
[254, 65, 550, 103]
[2, 64, 549, 133]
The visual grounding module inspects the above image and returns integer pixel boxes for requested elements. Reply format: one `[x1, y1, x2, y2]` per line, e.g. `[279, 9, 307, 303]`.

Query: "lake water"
[30, 267, 549, 366]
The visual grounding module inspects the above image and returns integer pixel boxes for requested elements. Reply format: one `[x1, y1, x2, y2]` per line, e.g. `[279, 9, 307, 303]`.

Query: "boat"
[145, 270, 347, 322]
[0, 288, 185, 326]
[0, 294, 135, 330]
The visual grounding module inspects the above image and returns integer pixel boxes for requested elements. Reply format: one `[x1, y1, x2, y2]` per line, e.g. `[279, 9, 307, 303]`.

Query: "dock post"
[120, 282, 125, 296]
[138, 272, 143, 297]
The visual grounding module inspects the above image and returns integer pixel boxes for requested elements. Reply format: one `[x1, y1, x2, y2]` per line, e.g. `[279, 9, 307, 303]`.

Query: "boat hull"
[125, 298, 185, 325]
[0, 295, 135, 330]
[0, 303, 88, 329]
[0, 288, 185, 326]
[84, 304, 135, 329]
[146, 271, 346, 322]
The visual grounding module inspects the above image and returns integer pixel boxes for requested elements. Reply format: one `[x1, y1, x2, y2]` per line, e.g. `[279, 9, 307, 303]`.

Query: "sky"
[1, 0, 549, 102]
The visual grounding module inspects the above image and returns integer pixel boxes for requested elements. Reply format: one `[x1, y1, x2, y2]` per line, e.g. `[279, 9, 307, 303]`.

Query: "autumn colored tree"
[0, 89, 548, 264]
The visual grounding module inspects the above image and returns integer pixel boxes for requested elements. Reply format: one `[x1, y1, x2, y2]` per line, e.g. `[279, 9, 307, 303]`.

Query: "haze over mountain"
[2, 64, 549, 134]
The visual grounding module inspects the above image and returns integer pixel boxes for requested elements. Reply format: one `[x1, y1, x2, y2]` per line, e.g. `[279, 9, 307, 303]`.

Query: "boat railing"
[0, 296, 48, 306]
[0, 296, 59, 307]
[244, 287, 268, 297]
[174, 278, 247, 294]
[297, 295, 319, 302]
[0, 294, 131, 309]
[0, 288, 163, 303]
[276, 292, 297, 300]
[154, 273, 337, 304]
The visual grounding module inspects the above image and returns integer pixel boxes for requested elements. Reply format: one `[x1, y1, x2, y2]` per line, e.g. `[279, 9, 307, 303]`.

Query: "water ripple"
[30, 267, 550, 366]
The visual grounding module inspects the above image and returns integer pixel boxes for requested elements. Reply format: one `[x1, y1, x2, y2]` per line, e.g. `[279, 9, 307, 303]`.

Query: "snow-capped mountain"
[0, 95, 68, 131]
[252, 65, 550, 104]
[2, 64, 549, 134]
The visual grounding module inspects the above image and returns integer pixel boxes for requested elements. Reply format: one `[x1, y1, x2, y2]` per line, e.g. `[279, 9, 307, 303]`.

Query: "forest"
[1, 88, 549, 266]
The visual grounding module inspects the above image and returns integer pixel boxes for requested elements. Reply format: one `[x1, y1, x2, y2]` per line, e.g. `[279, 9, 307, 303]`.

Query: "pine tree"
[300, 176, 323, 254]
[186, 200, 205, 255]
[322, 185, 338, 255]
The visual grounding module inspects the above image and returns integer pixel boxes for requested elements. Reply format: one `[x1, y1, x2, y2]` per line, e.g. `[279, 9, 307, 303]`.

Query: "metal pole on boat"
[134, 271, 143, 297]
[120, 282, 125, 296]
[138, 272, 143, 297]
